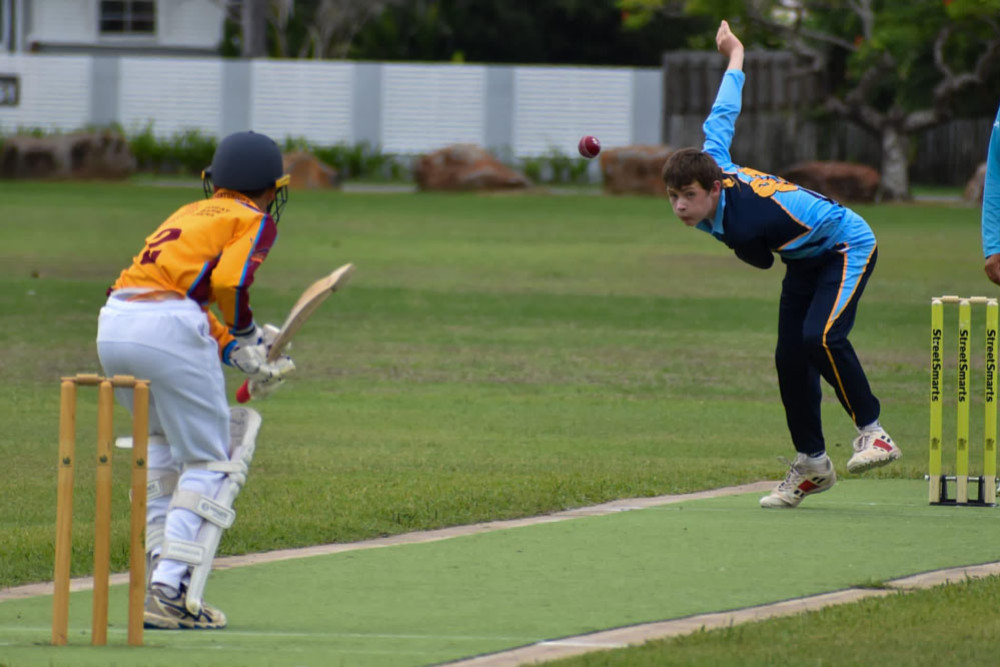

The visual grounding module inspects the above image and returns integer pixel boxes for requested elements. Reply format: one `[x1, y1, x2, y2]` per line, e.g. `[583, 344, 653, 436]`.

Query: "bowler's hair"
[661, 148, 723, 191]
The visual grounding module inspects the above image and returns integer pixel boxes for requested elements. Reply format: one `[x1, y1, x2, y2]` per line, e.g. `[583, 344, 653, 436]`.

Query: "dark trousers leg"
[776, 272, 826, 455]
[775, 248, 880, 455]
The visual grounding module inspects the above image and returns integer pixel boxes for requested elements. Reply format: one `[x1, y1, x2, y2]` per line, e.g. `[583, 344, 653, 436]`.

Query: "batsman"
[96, 131, 295, 628]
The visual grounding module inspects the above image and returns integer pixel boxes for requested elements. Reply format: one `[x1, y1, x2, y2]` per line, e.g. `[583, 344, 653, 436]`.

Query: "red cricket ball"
[578, 135, 601, 159]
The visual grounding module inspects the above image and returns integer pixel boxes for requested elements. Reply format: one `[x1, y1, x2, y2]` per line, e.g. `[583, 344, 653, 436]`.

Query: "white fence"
[119, 58, 224, 137]
[0, 54, 663, 158]
[380, 64, 487, 154]
[512, 67, 633, 157]
[1, 55, 91, 130]
[252, 60, 354, 145]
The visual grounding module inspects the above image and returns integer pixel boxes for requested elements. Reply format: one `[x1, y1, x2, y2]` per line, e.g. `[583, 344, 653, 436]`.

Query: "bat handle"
[236, 380, 252, 403]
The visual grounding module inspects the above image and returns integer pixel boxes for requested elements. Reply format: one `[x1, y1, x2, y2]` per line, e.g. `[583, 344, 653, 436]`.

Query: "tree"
[224, 0, 404, 59]
[349, 0, 710, 66]
[274, 0, 406, 59]
[242, 0, 269, 57]
[226, 0, 708, 67]
[620, 0, 1000, 199]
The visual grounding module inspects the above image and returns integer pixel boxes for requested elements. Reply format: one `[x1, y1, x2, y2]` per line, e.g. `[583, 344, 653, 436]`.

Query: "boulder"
[1, 131, 135, 179]
[964, 162, 986, 203]
[413, 144, 530, 191]
[0, 130, 134, 179]
[778, 161, 880, 203]
[282, 151, 341, 189]
[599, 145, 673, 196]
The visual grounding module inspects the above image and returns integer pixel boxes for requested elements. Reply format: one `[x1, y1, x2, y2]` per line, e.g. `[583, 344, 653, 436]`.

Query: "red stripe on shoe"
[799, 480, 819, 492]
[874, 439, 893, 452]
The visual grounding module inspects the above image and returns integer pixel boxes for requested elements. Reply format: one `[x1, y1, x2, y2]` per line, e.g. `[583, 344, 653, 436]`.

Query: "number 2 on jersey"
[140, 228, 182, 265]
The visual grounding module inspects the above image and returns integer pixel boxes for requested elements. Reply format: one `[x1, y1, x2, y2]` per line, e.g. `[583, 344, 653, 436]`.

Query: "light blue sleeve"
[702, 70, 745, 172]
[982, 103, 1000, 258]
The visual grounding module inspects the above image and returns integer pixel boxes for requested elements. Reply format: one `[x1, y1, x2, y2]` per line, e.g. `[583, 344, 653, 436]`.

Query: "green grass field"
[1, 181, 997, 665]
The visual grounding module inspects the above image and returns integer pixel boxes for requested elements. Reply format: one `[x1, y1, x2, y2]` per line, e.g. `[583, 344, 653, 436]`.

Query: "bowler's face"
[667, 181, 718, 226]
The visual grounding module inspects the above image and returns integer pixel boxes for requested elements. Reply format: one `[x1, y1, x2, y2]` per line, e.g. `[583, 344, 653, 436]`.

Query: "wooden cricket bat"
[236, 263, 355, 403]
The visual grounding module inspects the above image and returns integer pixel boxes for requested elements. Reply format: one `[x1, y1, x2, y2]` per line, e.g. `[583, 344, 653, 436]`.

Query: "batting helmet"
[202, 131, 290, 220]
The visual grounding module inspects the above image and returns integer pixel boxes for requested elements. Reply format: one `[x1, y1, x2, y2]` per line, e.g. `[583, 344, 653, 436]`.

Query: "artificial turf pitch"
[2, 479, 999, 666]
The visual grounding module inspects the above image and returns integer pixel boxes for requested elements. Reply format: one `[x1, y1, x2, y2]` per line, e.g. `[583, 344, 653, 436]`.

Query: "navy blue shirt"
[697, 70, 875, 266]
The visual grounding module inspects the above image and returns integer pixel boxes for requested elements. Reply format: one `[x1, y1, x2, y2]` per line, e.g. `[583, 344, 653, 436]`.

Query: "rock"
[0, 130, 135, 179]
[413, 144, 530, 191]
[964, 162, 986, 203]
[778, 161, 880, 203]
[282, 151, 340, 189]
[599, 145, 673, 196]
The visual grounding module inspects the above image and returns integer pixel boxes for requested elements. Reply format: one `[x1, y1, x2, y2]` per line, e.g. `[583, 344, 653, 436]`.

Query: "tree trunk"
[242, 0, 269, 58]
[879, 125, 910, 201]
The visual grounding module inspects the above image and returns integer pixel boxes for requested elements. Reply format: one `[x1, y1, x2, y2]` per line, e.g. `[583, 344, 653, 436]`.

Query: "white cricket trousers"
[97, 292, 230, 591]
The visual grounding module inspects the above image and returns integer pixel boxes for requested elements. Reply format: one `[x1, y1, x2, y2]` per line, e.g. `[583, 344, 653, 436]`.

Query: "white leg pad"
[168, 489, 236, 529]
[144, 437, 174, 557]
[161, 407, 261, 614]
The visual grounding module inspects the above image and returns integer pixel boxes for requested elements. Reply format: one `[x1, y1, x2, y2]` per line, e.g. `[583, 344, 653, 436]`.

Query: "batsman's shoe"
[847, 428, 900, 473]
[759, 454, 837, 509]
[144, 584, 227, 630]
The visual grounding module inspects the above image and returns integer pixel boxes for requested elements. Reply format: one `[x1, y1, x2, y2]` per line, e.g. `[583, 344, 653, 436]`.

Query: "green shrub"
[522, 156, 543, 183]
[0, 123, 595, 185]
[127, 123, 216, 175]
[518, 149, 594, 185]
[171, 128, 217, 174]
[314, 140, 390, 180]
[283, 135, 404, 180]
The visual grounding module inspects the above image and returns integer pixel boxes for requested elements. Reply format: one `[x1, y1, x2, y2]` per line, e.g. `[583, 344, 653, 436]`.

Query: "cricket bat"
[236, 262, 355, 403]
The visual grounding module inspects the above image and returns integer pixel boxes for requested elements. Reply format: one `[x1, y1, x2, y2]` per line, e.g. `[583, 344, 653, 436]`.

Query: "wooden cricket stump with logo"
[53, 373, 150, 646]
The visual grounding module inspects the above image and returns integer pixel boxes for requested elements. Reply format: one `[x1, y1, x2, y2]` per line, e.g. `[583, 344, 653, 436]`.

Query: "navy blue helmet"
[202, 131, 289, 221]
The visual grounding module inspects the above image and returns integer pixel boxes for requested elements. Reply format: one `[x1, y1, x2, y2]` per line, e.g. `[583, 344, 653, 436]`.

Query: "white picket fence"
[0, 54, 662, 158]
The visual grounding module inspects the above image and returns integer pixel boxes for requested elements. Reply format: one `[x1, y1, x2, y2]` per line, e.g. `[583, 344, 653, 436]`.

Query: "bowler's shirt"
[981, 103, 1000, 257]
[697, 70, 874, 263]
[110, 190, 278, 354]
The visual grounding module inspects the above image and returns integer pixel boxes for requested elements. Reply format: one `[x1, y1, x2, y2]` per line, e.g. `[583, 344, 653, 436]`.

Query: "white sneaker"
[760, 454, 837, 508]
[846, 427, 900, 473]
[144, 583, 227, 630]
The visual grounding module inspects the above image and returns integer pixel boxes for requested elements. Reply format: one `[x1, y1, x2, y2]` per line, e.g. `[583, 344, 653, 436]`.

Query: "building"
[2, 0, 226, 55]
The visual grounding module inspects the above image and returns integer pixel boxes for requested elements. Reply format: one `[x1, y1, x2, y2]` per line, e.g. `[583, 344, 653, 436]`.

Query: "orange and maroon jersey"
[110, 190, 278, 355]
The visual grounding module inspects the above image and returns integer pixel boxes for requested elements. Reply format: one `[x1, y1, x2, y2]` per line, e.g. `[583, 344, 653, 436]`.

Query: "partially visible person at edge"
[660, 20, 900, 508]
[96, 131, 295, 629]
[981, 102, 1000, 285]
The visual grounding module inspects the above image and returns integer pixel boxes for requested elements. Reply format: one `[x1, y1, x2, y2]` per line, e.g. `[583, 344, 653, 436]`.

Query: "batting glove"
[261, 323, 285, 350]
[224, 324, 267, 375]
[245, 356, 296, 399]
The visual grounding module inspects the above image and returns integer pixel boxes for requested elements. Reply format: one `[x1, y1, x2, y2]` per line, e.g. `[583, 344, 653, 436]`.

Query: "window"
[100, 1, 156, 34]
[0, 76, 18, 106]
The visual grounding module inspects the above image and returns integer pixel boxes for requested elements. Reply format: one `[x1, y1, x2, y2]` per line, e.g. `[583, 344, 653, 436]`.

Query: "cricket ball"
[578, 135, 601, 159]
